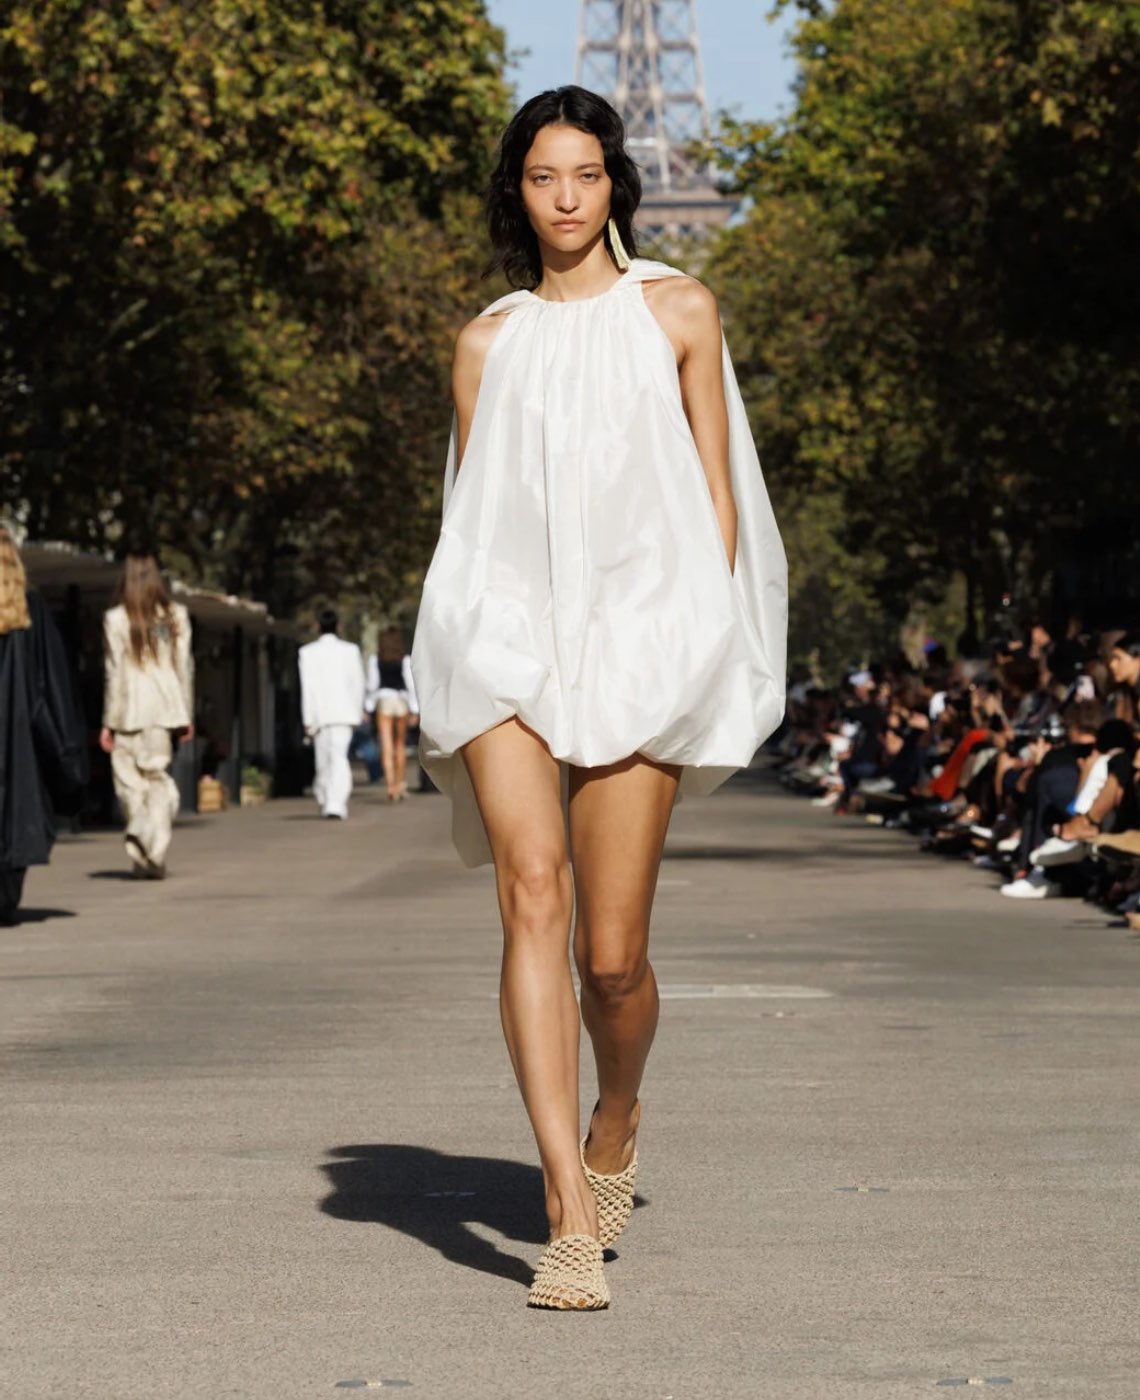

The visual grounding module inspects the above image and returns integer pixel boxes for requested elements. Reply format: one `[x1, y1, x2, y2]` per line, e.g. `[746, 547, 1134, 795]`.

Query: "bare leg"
[569, 754, 679, 1173]
[378, 713, 397, 798]
[394, 714, 409, 795]
[463, 718, 598, 1240]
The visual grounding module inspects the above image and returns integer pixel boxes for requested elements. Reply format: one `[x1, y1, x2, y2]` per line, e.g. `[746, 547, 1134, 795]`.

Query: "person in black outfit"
[1048, 613, 1090, 688]
[882, 712, 927, 796]
[838, 671, 883, 807]
[0, 528, 87, 924]
[1010, 700, 1101, 879]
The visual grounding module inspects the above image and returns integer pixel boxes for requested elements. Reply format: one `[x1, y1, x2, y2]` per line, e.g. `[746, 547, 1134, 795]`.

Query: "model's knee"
[581, 946, 650, 1006]
[501, 851, 571, 930]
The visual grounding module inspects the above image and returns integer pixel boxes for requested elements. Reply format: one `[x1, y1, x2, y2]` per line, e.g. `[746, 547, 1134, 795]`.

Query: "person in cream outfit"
[298, 608, 366, 820]
[101, 552, 194, 878]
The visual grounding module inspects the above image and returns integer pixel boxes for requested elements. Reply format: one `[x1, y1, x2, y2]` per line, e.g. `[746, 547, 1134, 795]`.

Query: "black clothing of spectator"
[1050, 637, 1089, 686]
[846, 703, 883, 768]
[886, 734, 923, 794]
[0, 590, 87, 923]
[1107, 751, 1139, 832]
[1012, 741, 1092, 873]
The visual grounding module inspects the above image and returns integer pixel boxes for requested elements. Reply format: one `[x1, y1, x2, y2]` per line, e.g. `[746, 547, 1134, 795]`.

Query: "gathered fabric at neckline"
[480, 258, 678, 320]
[525, 268, 630, 306]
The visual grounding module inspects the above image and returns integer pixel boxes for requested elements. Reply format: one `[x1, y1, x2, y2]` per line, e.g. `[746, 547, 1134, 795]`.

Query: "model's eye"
[582, 172, 600, 182]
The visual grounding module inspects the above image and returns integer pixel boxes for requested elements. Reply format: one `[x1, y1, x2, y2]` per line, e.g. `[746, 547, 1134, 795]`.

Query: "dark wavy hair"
[485, 86, 641, 290]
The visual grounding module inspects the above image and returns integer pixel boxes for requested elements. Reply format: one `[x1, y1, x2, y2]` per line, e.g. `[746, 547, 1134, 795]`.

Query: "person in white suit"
[298, 608, 366, 820]
[101, 552, 194, 878]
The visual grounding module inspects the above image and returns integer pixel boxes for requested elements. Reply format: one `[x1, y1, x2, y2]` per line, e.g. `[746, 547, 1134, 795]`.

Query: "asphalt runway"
[3, 766, 1138, 1398]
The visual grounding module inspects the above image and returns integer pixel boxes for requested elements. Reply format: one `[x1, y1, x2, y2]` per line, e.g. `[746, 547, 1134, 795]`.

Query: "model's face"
[1108, 648, 1139, 684]
[520, 124, 611, 257]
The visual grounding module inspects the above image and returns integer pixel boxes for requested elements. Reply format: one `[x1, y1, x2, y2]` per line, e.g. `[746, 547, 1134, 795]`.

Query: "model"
[411, 87, 787, 1309]
[366, 626, 419, 802]
[101, 550, 194, 877]
[298, 607, 367, 820]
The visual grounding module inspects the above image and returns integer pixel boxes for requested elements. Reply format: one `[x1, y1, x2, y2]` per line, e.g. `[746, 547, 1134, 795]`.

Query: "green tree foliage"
[0, 0, 510, 612]
[706, 0, 1140, 668]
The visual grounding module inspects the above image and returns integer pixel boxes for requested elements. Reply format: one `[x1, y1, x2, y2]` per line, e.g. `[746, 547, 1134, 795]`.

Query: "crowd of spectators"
[776, 619, 1140, 927]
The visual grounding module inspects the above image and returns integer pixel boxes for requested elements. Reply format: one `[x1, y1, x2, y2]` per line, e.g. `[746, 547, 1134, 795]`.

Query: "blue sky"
[485, 0, 800, 125]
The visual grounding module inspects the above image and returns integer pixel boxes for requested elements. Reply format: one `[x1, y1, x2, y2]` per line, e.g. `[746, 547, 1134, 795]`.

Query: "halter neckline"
[525, 266, 632, 306]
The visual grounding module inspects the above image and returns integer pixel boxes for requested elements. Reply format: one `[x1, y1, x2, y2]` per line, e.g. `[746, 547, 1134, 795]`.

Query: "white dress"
[411, 257, 787, 866]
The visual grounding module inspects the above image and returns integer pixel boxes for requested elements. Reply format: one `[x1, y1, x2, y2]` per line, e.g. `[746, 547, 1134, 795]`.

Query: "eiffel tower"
[575, 0, 735, 245]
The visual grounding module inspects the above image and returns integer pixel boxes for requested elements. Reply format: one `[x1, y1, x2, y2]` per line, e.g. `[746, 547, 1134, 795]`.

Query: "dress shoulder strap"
[478, 288, 533, 318]
[477, 258, 690, 316]
[621, 257, 690, 286]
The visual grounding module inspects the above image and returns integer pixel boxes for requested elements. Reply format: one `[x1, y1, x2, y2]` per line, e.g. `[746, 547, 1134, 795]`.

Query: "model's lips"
[553, 221, 584, 230]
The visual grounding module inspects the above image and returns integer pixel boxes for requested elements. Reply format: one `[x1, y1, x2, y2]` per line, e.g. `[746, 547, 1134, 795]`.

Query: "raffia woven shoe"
[527, 1234, 609, 1310]
[580, 1135, 638, 1248]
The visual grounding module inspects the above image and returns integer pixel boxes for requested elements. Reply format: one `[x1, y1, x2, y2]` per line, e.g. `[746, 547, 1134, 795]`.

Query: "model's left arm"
[364, 653, 380, 715]
[402, 654, 419, 718]
[350, 645, 367, 721]
[175, 605, 194, 727]
[676, 281, 737, 574]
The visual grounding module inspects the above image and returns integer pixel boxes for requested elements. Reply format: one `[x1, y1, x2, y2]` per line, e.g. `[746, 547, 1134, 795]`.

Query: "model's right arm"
[298, 648, 315, 735]
[174, 605, 194, 721]
[451, 314, 506, 472]
[100, 610, 124, 751]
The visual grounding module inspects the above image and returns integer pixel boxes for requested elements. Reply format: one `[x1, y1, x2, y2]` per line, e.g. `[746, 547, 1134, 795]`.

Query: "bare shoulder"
[643, 274, 719, 328]
[453, 312, 508, 373]
[451, 311, 509, 413]
[642, 275, 720, 361]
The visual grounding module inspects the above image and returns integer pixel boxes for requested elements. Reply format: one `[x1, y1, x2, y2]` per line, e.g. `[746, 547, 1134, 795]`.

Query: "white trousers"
[313, 724, 353, 818]
[111, 727, 180, 866]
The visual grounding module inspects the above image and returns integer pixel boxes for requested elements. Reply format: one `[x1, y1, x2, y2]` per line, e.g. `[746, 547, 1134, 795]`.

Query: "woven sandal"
[527, 1233, 610, 1310]
[580, 1135, 638, 1248]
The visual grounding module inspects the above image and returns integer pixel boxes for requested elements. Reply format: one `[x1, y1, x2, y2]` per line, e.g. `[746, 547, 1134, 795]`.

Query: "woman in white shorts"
[366, 626, 419, 802]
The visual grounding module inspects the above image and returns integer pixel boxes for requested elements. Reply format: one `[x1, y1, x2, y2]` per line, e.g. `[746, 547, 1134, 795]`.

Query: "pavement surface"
[3, 765, 1139, 1400]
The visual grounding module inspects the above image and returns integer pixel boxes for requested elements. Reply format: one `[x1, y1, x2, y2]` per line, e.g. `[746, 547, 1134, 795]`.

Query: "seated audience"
[776, 616, 1140, 928]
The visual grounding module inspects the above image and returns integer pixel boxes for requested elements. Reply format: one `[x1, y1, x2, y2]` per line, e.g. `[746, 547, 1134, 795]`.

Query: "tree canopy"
[5, 0, 1136, 663]
[705, 0, 1140, 669]
[1, 0, 511, 615]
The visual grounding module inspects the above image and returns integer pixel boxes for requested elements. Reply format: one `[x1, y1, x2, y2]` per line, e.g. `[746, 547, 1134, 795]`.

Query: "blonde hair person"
[0, 526, 87, 923]
[366, 626, 419, 802]
[100, 551, 194, 878]
[0, 528, 31, 635]
[410, 89, 786, 1309]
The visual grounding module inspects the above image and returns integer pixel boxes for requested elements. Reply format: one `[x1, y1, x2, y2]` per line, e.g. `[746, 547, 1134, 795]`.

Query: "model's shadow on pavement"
[87, 870, 138, 881]
[6, 907, 76, 924]
[320, 1144, 546, 1286]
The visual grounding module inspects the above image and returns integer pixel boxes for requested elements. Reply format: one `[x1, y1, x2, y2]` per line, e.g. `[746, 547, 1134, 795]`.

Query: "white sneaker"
[996, 832, 1022, 854]
[1030, 836, 1088, 868]
[1000, 869, 1061, 899]
[811, 790, 841, 808]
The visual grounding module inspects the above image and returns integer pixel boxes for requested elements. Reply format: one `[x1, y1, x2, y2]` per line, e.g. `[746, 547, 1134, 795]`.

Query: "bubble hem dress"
[411, 258, 788, 867]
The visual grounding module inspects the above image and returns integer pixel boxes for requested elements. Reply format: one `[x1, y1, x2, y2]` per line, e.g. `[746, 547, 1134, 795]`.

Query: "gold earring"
[607, 216, 632, 271]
